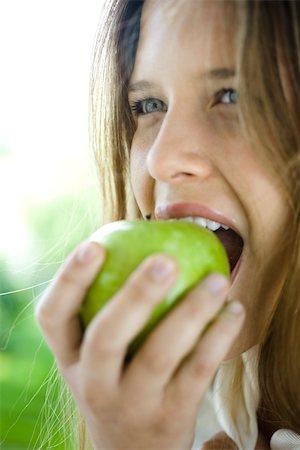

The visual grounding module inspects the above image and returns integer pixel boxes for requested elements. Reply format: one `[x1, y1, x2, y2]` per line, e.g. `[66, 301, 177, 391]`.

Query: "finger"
[166, 299, 245, 413]
[122, 274, 230, 401]
[79, 254, 178, 398]
[35, 241, 105, 367]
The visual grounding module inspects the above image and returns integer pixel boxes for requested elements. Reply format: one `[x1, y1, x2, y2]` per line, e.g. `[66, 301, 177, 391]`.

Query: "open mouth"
[167, 216, 244, 276]
[214, 226, 244, 274]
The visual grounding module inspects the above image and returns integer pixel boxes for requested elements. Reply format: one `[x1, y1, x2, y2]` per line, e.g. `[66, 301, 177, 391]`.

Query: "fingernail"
[77, 241, 102, 263]
[150, 256, 176, 281]
[202, 274, 229, 295]
[226, 300, 244, 316]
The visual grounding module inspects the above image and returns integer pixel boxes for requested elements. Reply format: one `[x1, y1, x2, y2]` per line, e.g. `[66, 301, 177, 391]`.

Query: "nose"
[146, 109, 215, 183]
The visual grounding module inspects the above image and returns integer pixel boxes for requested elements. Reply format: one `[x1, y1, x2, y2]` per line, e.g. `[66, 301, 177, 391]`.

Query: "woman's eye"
[218, 88, 238, 105]
[130, 98, 167, 116]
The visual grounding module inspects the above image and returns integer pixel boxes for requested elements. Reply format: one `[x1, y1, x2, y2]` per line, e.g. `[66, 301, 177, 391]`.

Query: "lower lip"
[230, 254, 243, 284]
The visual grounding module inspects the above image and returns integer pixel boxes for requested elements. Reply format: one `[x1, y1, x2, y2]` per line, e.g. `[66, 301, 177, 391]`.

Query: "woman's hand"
[36, 240, 245, 450]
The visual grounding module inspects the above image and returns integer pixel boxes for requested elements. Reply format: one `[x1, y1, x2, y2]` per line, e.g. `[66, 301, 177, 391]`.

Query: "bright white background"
[0, 1, 103, 269]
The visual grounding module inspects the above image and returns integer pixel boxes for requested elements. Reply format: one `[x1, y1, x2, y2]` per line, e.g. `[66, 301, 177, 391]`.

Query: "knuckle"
[59, 265, 78, 287]
[124, 257, 172, 305]
[154, 410, 183, 436]
[83, 325, 105, 351]
[216, 316, 241, 342]
[79, 374, 107, 412]
[80, 379, 116, 415]
[125, 273, 157, 305]
[126, 276, 147, 300]
[118, 406, 142, 428]
[216, 320, 234, 338]
[35, 293, 65, 332]
[184, 293, 223, 321]
[80, 380, 100, 410]
[83, 325, 120, 358]
[129, 257, 163, 288]
[35, 299, 52, 329]
[58, 254, 87, 290]
[139, 347, 170, 374]
[191, 358, 215, 378]
[185, 296, 205, 318]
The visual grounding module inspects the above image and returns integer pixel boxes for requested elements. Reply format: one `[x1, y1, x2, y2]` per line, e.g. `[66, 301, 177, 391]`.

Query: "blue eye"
[219, 89, 238, 104]
[130, 98, 167, 115]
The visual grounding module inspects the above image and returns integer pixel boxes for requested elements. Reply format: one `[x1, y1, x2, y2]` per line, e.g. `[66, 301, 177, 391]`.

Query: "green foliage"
[0, 190, 100, 449]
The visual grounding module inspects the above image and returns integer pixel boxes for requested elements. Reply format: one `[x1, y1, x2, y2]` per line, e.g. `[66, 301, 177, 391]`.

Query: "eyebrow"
[128, 80, 157, 93]
[128, 68, 236, 93]
[200, 68, 236, 80]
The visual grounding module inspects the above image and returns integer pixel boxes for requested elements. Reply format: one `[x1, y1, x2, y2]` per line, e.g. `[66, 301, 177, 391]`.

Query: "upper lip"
[154, 202, 243, 238]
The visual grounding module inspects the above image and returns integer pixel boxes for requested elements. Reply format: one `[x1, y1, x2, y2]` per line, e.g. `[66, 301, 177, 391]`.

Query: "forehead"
[132, 0, 237, 80]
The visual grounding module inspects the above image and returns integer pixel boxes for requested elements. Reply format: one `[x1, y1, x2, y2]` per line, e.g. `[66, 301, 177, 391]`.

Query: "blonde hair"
[86, 0, 300, 443]
[235, 1, 300, 433]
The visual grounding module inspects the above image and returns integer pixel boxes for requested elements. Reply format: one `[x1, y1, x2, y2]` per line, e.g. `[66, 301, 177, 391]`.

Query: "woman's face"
[128, 0, 290, 357]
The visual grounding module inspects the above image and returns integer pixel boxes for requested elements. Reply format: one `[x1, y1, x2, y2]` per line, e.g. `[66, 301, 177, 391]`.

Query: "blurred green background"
[1, 182, 100, 449]
[0, 1, 102, 448]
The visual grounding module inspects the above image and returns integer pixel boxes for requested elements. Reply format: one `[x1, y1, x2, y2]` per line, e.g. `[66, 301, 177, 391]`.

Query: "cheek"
[130, 136, 153, 212]
[238, 152, 289, 252]
[130, 134, 148, 186]
[130, 117, 161, 180]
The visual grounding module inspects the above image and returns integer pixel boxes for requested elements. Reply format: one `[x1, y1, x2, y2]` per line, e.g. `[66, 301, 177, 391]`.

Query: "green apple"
[79, 220, 229, 360]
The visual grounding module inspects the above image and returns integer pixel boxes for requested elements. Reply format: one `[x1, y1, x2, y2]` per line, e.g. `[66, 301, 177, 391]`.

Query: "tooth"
[207, 220, 221, 231]
[202, 218, 208, 228]
[178, 216, 194, 222]
[194, 217, 206, 228]
[201, 218, 208, 228]
[174, 216, 229, 232]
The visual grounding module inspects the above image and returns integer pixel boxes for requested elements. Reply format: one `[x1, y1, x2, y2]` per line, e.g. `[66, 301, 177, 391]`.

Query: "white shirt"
[192, 346, 300, 450]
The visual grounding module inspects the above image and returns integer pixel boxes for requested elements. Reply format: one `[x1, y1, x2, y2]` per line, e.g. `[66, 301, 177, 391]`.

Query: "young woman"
[36, 0, 300, 448]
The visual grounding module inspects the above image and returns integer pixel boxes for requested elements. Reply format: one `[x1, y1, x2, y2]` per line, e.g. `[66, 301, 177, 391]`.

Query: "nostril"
[170, 171, 195, 179]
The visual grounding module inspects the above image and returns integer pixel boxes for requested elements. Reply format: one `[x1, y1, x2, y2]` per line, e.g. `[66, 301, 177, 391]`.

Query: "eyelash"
[129, 88, 238, 116]
[214, 88, 238, 106]
[130, 98, 167, 116]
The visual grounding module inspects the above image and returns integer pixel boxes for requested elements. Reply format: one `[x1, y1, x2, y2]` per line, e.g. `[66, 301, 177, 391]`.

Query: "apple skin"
[79, 220, 230, 359]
